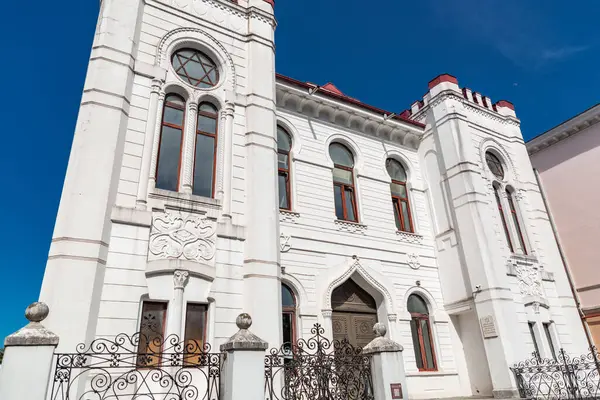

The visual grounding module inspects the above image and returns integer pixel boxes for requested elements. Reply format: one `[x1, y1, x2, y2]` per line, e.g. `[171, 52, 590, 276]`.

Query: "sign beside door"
[390, 383, 403, 399]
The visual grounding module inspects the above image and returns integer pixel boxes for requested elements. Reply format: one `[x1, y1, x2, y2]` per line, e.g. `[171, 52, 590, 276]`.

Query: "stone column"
[363, 323, 408, 400]
[166, 270, 189, 339]
[136, 78, 164, 208]
[220, 314, 268, 400]
[181, 101, 198, 194]
[0, 302, 59, 400]
[220, 102, 235, 219]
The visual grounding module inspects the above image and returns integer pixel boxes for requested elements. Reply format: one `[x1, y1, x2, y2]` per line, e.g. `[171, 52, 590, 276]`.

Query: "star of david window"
[485, 151, 504, 180]
[172, 48, 219, 88]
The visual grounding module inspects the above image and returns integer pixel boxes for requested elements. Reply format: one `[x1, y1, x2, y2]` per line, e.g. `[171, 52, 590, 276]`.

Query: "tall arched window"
[156, 94, 185, 192]
[193, 102, 219, 198]
[282, 284, 296, 350]
[494, 183, 514, 252]
[408, 294, 437, 371]
[329, 143, 358, 222]
[386, 159, 413, 232]
[277, 126, 292, 210]
[506, 189, 527, 255]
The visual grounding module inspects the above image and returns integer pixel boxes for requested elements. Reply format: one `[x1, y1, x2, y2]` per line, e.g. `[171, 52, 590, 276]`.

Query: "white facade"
[37, 0, 588, 398]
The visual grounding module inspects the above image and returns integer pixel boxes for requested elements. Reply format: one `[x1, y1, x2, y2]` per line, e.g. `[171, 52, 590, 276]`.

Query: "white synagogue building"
[37, 0, 588, 398]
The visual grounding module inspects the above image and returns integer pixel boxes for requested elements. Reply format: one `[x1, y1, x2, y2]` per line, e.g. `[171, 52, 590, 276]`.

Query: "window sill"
[334, 219, 367, 235]
[406, 370, 458, 377]
[396, 230, 423, 244]
[149, 188, 221, 211]
[279, 209, 300, 224]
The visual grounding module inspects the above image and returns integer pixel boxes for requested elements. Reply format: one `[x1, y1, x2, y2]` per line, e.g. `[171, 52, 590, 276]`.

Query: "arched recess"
[479, 138, 518, 183]
[156, 27, 237, 93]
[399, 286, 447, 322]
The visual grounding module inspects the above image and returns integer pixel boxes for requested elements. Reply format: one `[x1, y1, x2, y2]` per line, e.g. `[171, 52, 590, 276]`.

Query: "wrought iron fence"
[49, 332, 223, 400]
[264, 323, 374, 400]
[511, 348, 600, 400]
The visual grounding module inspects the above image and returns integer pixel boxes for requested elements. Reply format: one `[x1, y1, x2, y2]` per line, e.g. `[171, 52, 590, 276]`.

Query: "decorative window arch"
[329, 143, 358, 222]
[386, 158, 413, 233]
[506, 187, 528, 255]
[277, 126, 292, 210]
[493, 182, 514, 252]
[192, 102, 219, 198]
[156, 94, 186, 192]
[282, 283, 297, 350]
[407, 294, 437, 371]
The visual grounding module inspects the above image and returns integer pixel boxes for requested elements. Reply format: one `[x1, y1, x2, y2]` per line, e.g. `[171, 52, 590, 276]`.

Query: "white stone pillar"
[0, 303, 59, 400]
[148, 91, 166, 193]
[181, 101, 198, 194]
[220, 102, 235, 218]
[220, 314, 268, 400]
[136, 78, 164, 209]
[363, 323, 408, 400]
[166, 270, 189, 339]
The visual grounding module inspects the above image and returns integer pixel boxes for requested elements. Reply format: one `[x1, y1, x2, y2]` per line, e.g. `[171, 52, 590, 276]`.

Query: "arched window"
[506, 189, 527, 254]
[282, 284, 296, 350]
[386, 159, 413, 233]
[494, 183, 514, 252]
[277, 126, 292, 210]
[485, 151, 504, 180]
[193, 102, 219, 198]
[156, 94, 185, 192]
[407, 294, 437, 371]
[329, 143, 358, 222]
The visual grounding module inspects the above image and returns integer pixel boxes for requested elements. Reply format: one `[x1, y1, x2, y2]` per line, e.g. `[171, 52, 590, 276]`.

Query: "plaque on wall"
[390, 384, 403, 399]
[480, 315, 498, 339]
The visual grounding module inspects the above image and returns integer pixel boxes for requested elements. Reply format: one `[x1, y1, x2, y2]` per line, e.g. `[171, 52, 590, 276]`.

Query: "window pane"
[386, 159, 407, 181]
[282, 313, 294, 354]
[495, 188, 514, 252]
[164, 106, 184, 126]
[401, 201, 412, 232]
[410, 319, 424, 370]
[197, 114, 217, 134]
[334, 185, 344, 219]
[544, 324, 556, 360]
[420, 319, 436, 369]
[486, 152, 504, 179]
[407, 295, 428, 315]
[278, 173, 289, 209]
[156, 126, 182, 192]
[137, 302, 166, 367]
[282, 285, 295, 307]
[344, 188, 356, 221]
[184, 304, 207, 365]
[392, 199, 401, 230]
[199, 103, 217, 114]
[529, 322, 540, 359]
[277, 127, 292, 152]
[192, 134, 215, 197]
[165, 94, 185, 107]
[329, 143, 354, 167]
[278, 153, 288, 169]
[332, 167, 353, 184]
[391, 182, 407, 197]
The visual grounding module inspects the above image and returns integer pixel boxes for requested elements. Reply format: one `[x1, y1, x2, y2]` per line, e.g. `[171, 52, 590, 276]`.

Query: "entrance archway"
[331, 278, 378, 348]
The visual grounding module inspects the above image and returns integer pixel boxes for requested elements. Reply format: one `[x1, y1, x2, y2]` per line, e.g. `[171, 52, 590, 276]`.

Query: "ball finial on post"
[236, 313, 252, 330]
[373, 322, 387, 338]
[25, 302, 49, 323]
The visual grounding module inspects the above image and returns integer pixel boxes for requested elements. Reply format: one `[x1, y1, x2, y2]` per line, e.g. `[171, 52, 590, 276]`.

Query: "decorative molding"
[506, 256, 543, 297]
[396, 231, 424, 244]
[279, 209, 300, 224]
[280, 233, 291, 253]
[149, 210, 216, 263]
[334, 219, 367, 235]
[173, 270, 189, 289]
[407, 253, 420, 270]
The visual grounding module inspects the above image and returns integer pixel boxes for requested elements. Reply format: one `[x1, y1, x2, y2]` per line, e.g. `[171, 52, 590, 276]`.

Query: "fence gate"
[264, 323, 374, 400]
[49, 332, 223, 400]
[511, 348, 600, 400]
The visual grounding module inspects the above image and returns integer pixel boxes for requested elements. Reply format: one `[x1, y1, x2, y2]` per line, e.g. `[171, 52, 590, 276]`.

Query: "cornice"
[526, 103, 600, 156]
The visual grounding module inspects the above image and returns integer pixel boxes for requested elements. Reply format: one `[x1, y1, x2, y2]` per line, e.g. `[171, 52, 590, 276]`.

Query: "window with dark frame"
[486, 151, 504, 180]
[277, 126, 292, 210]
[506, 189, 528, 255]
[386, 158, 414, 233]
[494, 184, 514, 252]
[407, 294, 437, 371]
[528, 322, 541, 361]
[172, 48, 219, 88]
[156, 94, 186, 192]
[193, 103, 219, 198]
[281, 284, 296, 355]
[136, 302, 168, 367]
[543, 323, 557, 360]
[183, 303, 209, 365]
[329, 143, 358, 222]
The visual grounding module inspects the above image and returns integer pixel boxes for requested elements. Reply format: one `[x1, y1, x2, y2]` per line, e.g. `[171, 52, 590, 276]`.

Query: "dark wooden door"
[331, 279, 377, 348]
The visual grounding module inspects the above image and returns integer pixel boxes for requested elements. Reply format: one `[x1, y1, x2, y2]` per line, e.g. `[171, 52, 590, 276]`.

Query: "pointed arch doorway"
[331, 278, 378, 348]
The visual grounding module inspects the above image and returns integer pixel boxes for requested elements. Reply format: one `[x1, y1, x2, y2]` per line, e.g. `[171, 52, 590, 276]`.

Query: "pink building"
[528, 103, 600, 348]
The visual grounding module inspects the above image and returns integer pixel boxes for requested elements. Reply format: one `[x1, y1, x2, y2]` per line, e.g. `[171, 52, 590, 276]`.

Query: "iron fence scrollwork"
[265, 323, 374, 400]
[50, 332, 223, 400]
[511, 348, 600, 400]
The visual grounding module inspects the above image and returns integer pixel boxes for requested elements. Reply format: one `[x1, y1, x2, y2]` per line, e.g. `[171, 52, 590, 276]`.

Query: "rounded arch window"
[172, 48, 219, 88]
[329, 143, 354, 168]
[386, 158, 407, 182]
[329, 143, 358, 222]
[386, 158, 413, 233]
[407, 294, 437, 371]
[485, 151, 504, 180]
[281, 284, 297, 349]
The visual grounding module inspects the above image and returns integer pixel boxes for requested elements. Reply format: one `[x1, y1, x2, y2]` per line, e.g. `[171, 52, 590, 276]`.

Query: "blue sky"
[0, 0, 597, 342]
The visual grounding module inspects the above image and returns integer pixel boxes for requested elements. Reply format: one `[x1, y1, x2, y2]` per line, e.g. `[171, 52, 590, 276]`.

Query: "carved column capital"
[187, 101, 198, 112]
[173, 270, 189, 289]
[151, 78, 164, 94]
[223, 102, 235, 117]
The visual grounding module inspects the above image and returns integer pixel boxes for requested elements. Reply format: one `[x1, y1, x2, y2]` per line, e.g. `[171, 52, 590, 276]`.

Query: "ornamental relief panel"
[508, 257, 543, 297]
[154, 0, 246, 33]
[149, 210, 216, 264]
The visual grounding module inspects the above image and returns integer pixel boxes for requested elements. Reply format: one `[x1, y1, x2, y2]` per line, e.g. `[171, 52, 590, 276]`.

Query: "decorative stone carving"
[149, 210, 216, 263]
[334, 219, 367, 235]
[280, 233, 291, 253]
[173, 270, 189, 289]
[508, 256, 543, 297]
[407, 253, 420, 270]
[280, 209, 300, 224]
[396, 231, 424, 244]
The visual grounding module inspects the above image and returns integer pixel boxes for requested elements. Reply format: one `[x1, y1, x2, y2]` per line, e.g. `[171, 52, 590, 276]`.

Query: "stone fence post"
[0, 302, 59, 400]
[363, 323, 409, 400]
[220, 313, 268, 400]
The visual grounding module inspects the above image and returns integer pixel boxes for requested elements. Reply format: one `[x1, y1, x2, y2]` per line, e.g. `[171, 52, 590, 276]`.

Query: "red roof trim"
[428, 74, 458, 90]
[263, 0, 274, 7]
[496, 100, 515, 111]
[276, 73, 425, 129]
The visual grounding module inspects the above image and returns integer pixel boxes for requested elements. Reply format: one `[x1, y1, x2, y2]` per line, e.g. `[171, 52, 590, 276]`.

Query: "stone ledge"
[111, 206, 152, 228]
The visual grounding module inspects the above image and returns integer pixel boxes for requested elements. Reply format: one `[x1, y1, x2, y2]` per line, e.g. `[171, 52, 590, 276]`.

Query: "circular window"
[171, 48, 219, 88]
[485, 152, 504, 179]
